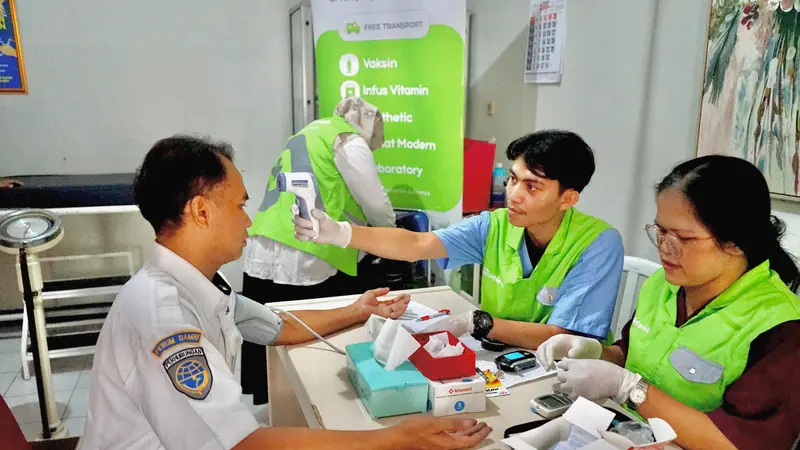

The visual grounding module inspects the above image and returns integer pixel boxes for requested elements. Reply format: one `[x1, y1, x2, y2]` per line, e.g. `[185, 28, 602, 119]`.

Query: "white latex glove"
[554, 358, 642, 404]
[535, 334, 602, 370]
[292, 207, 352, 248]
[418, 311, 474, 338]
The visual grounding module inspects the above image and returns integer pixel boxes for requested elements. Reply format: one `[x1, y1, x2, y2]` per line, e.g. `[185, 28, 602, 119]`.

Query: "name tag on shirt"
[151, 330, 204, 357]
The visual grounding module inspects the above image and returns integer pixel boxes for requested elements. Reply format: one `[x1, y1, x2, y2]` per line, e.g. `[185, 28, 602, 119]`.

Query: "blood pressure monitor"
[529, 392, 574, 419]
[0, 209, 63, 252]
[495, 350, 538, 372]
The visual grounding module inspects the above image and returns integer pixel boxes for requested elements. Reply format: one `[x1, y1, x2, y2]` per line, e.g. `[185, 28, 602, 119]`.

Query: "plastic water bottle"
[490, 163, 507, 208]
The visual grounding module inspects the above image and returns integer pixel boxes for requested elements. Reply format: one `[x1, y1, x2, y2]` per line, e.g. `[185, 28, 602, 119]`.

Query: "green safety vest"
[249, 115, 367, 276]
[480, 208, 612, 326]
[626, 261, 800, 412]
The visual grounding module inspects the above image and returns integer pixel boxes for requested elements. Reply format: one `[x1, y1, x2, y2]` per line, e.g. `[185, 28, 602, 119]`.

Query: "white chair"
[610, 256, 661, 340]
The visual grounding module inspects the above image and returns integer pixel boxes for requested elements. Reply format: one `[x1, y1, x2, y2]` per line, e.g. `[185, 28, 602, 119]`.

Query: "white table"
[267, 286, 671, 449]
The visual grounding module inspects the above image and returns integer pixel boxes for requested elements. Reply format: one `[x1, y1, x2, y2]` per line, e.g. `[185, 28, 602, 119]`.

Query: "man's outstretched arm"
[294, 209, 448, 262]
[272, 288, 410, 345]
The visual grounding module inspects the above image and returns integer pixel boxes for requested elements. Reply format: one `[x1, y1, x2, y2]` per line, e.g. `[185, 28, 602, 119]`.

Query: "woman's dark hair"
[656, 155, 800, 291]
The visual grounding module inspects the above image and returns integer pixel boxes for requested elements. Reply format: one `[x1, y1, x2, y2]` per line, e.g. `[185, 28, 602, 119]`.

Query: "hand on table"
[352, 287, 410, 321]
[553, 358, 641, 404]
[392, 417, 492, 450]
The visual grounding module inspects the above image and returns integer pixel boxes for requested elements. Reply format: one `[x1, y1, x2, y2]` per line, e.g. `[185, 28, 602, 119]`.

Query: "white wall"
[614, 0, 711, 258]
[466, 0, 537, 165]
[0, 1, 292, 309]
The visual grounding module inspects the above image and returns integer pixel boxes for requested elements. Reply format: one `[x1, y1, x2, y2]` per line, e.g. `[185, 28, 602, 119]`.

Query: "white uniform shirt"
[244, 133, 396, 286]
[78, 243, 283, 450]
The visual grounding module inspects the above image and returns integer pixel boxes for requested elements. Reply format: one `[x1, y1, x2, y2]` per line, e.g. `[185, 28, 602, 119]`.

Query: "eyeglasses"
[644, 224, 713, 259]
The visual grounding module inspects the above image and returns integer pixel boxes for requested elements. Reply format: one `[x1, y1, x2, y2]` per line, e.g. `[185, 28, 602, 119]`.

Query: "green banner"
[312, 1, 466, 212]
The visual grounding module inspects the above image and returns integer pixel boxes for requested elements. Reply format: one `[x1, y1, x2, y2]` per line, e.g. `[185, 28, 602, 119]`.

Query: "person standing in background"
[241, 96, 396, 405]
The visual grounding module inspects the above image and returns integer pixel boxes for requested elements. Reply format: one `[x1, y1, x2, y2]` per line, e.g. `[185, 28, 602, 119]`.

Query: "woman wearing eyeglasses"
[535, 155, 800, 450]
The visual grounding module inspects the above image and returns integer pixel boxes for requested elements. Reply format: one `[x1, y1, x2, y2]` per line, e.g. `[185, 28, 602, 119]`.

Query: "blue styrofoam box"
[345, 341, 429, 419]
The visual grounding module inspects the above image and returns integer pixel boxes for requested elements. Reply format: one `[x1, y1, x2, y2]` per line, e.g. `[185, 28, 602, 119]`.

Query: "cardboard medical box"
[427, 375, 487, 417]
[502, 397, 677, 450]
[345, 341, 429, 419]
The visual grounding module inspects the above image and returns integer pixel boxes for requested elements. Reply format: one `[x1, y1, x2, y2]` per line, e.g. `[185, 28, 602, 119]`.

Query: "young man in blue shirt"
[295, 130, 624, 349]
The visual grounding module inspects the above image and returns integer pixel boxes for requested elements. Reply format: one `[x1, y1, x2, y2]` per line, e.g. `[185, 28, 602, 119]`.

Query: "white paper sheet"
[395, 301, 449, 333]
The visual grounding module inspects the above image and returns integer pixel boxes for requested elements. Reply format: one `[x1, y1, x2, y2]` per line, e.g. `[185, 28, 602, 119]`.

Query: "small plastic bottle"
[490, 163, 507, 208]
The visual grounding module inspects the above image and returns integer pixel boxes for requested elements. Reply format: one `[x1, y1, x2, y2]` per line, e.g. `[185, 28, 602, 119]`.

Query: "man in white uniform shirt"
[78, 135, 490, 450]
[242, 97, 397, 404]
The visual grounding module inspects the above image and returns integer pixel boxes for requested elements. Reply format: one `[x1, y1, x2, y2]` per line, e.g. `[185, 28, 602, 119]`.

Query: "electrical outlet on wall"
[487, 100, 496, 116]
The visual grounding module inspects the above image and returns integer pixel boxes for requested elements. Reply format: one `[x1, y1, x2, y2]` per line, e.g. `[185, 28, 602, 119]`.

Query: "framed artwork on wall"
[0, 0, 26, 93]
[698, 0, 800, 201]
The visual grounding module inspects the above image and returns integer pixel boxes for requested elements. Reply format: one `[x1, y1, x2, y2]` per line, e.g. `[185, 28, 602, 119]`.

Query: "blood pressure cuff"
[233, 294, 284, 346]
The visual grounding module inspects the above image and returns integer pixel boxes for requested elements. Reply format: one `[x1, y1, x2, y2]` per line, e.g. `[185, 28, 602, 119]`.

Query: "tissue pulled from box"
[373, 319, 421, 371]
[365, 314, 387, 341]
[423, 332, 465, 358]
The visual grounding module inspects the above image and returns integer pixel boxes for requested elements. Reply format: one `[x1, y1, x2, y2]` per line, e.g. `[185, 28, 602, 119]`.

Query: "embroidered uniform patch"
[151, 330, 203, 357]
[163, 347, 213, 400]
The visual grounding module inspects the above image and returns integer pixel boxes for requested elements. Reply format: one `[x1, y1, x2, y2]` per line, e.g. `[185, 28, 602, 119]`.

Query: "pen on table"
[415, 309, 450, 322]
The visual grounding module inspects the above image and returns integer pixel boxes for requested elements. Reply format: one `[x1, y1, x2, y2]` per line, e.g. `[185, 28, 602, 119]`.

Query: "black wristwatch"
[471, 310, 494, 339]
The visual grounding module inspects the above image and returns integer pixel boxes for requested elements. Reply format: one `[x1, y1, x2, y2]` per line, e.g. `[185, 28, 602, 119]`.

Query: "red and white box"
[409, 331, 476, 380]
[428, 375, 486, 417]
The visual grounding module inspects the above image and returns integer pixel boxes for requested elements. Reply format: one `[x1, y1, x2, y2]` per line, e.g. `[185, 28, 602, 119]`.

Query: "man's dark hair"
[505, 130, 595, 192]
[134, 135, 234, 235]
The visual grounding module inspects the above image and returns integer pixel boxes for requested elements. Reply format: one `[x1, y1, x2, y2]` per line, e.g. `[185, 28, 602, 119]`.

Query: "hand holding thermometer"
[415, 309, 450, 322]
[279, 172, 319, 236]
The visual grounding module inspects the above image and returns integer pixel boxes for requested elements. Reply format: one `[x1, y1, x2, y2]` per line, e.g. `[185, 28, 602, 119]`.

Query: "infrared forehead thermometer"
[277, 172, 319, 236]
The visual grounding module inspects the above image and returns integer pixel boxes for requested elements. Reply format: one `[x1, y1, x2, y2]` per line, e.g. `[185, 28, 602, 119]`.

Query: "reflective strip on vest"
[258, 134, 327, 214]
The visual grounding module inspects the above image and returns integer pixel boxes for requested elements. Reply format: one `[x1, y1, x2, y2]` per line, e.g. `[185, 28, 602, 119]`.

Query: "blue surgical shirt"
[433, 211, 624, 339]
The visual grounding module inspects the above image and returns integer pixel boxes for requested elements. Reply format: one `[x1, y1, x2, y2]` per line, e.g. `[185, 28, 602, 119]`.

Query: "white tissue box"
[427, 375, 486, 417]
